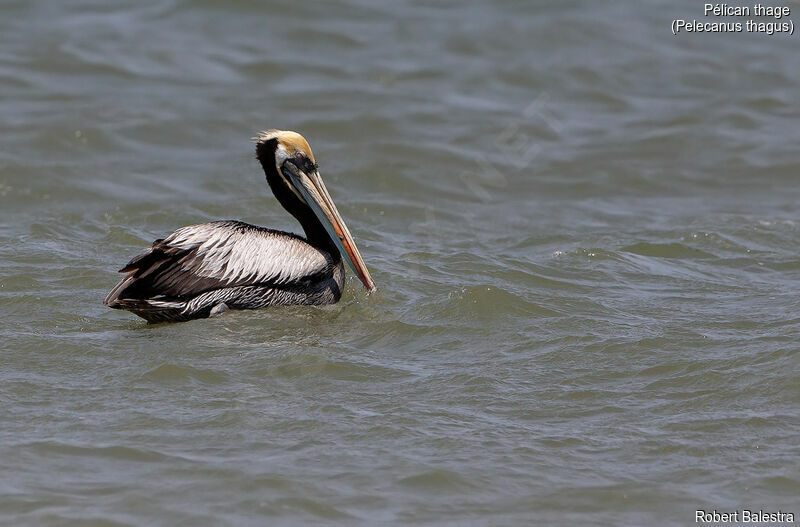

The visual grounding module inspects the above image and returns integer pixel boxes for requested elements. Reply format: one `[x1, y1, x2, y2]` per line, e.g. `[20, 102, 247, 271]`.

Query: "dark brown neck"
[256, 139, 340, 258]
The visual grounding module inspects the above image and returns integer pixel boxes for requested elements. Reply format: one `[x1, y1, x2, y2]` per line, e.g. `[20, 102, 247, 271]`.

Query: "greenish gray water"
[1, 1, 799, 525]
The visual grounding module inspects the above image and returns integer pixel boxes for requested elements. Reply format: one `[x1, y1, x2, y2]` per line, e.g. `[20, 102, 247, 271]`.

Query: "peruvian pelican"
[104, 130, 376, 323]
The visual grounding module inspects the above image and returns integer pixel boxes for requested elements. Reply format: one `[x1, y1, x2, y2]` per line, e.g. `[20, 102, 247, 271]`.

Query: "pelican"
[104, 130, 376, 323]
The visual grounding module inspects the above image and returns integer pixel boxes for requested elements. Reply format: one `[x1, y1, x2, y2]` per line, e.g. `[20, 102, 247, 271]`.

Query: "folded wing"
[104, 220, 333, 307]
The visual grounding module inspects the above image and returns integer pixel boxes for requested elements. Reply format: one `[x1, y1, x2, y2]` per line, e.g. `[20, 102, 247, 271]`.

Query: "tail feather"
[103, 274, 136, 308]
[105, 294, 189, 323]
[104, 240, 192, 322]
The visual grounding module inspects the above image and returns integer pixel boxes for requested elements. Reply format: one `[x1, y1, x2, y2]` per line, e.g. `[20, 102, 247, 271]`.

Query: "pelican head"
[255, 130, 376, 292]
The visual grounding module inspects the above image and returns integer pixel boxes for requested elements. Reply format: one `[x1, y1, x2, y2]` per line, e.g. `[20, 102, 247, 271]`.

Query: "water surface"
[1, 1, 799, 525]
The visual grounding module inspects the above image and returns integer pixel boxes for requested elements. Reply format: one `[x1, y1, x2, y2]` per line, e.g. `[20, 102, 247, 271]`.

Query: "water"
[2, 1, 799, 525]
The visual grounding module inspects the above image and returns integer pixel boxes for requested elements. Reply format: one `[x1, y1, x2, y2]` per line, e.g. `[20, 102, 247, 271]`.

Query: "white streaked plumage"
[104, 220, 344, 322]
[165, 221, 332, 286]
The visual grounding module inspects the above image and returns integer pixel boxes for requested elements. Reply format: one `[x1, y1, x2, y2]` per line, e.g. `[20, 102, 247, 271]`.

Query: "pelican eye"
[290, 152, 318, 173]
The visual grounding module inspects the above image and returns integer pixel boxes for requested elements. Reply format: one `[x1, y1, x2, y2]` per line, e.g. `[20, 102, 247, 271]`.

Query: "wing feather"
[104, 220, 333, 306]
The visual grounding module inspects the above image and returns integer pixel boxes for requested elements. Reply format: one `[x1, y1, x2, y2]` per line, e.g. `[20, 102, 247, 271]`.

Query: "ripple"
[22, 441, 172, 463]
[445, 285, 562, 319]
[269, 497, 354, 520]
[398, 469, 478, 493]
[141, 364, 230, 384]
[257, 353, 409, 382]
[621, 242, 716, 259]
